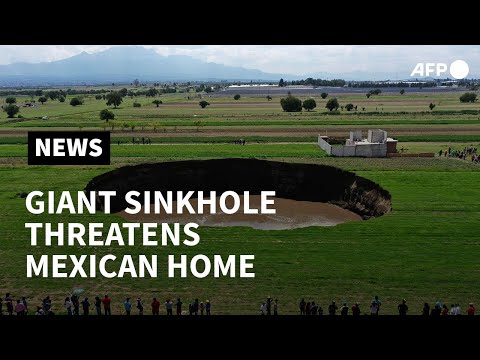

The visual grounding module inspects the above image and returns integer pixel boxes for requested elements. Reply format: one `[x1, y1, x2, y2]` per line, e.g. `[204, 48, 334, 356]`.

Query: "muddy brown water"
[119, 195, 361, 230]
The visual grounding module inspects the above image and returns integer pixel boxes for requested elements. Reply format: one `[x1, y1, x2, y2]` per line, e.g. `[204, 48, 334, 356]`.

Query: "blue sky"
[0, 45, 478, 76]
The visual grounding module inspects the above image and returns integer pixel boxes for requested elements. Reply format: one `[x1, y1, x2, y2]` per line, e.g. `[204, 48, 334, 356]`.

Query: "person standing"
[441, 304, 449, 316]
[21, 297, 28, 315]
[299, 298, 306, 315]
[165, 299, 173, 315]
[176, 298, 182, 315]
[42, 296, 51, 314]
[199, 302, 205, 315]
[71, 294, 80, 316]
[260, 303, 266, 315]
[206, 300, 211, 315]
[151, 297, 160, 316]
[454, 303, 461, 315]
[449, 304, 456, 315]
[94, 296, 102, 316]
[81, 297, 90, 316]
[193, 299, 199, 315]
[467, 303, 476, 316]
[422, 303, 430, 317]
[274, 299, 278, 315]
[15, 300, 26, 316]
[5, 293, 13, 316]
[352, 303, 360, 316]
[102, 295, 112, 316]
[136, 298, 144, 315]
[398, 299, 408, 316]
[0, 298, 3, 316]
[124, 298, 132, 316]
[64, 297, 72, 316]
[328, 301, 338, 316]
[266, 297, 272, 316]
[340, 303, 348, 316]
[370, 302, 379, 316]
[372, 296, 382, 315]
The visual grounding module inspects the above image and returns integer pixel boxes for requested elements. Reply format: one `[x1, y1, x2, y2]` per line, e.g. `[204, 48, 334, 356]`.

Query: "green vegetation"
[106, 92, 123, 108]
[70, 98, 83, 106]
[99, 109, 115, 122]
[325, 98, 340, 111]
[0, 87, 479, 314]
[3, 104, 20, 118]
[302, 98, 316, 112]
[199, 100, 210, 108]
[460, 92, 477, 103]
[280, 95, 302, 112]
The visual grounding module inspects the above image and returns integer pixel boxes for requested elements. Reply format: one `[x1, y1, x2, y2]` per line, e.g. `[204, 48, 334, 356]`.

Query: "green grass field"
[1, 88, 480, 315]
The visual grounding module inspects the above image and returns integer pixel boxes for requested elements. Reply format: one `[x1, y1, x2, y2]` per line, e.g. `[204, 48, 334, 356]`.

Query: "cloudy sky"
[0, 45, 478, 75]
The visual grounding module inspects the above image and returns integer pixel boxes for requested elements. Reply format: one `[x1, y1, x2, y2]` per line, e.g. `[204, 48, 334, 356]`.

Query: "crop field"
[1, 88, 479, 315]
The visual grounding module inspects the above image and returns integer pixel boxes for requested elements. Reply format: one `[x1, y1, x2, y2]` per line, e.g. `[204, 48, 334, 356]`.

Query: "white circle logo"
[450, 60, 469, 79]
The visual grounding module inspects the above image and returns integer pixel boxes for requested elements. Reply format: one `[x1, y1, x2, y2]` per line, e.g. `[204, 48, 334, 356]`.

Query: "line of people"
[439, 145, 479, 163]
[0, 293, 211, 316]
[296, 297, 476, 316]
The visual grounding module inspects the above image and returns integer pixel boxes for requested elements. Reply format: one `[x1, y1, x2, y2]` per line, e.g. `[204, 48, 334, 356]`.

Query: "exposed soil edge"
[84, 158, 392, 220]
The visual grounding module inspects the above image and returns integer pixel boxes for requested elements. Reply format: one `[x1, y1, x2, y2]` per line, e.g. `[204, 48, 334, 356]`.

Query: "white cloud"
[0, 45, 478, 76]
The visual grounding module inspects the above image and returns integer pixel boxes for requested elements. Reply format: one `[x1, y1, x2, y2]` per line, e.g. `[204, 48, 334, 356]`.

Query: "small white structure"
[318, 129, 397, 158]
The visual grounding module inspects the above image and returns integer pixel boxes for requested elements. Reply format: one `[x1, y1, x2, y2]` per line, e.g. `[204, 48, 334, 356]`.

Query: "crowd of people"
[439, 145, 479, 163]
[293, 296, 476, 316]
[0, 293, 211, 316]
[1, 292, 477, 316]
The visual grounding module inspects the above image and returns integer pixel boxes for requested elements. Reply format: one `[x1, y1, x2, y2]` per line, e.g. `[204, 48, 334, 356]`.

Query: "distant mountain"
[0, 46, 294, 85]
[0, 46, 475, 86]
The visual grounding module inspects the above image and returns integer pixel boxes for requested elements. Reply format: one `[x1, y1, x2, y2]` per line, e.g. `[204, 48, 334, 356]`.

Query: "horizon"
[0, 45, 479, 79]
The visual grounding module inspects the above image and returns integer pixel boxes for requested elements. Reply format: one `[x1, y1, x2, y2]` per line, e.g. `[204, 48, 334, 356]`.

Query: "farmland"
[1, 87, 479, 315]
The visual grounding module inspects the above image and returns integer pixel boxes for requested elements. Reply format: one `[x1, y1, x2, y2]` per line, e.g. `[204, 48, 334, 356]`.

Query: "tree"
[106, 92, 123, 108]
[366, 93, 371, 98]
[320, 92, 328, 99]
[369, 89, 382, 95]
[459, 92, 478, 103]
[70, 98, 83, 106]
[199, 100, 210, 108]
[429, 103, 436, 111]
[280, 95, 302, 112]
[47, 91, 59, 100]
[400, 89, 405, 95]
[119, 88, 128, 97]
[95, 95, 103, 100]
[279, 78, 285, 87]
[146, 88, 159, 97]
[325, 98, 340, 111]
[266, 95, 272, 101]
[234, 94, 241, 100]
[3, 104, 19, 118]
[133, 79, 140, 87]
[34, 90, 43, 96]
[302, 98, 317, 111]
[152, 100, 163, 107]
[133, 102, 141, 107]
[5, 97, 16, 104]
[59, 96, 65, 103]
[38, 97, 47, 104]
[345, 103, 354, 111]
[100, 109, 115, 122]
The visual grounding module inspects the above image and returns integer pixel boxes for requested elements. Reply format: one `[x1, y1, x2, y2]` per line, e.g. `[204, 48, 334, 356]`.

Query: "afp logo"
[410, 60, 469, 79]
[28, 131, 110, 165]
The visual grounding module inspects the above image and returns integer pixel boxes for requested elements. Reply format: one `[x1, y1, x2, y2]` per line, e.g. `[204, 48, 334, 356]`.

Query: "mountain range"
[0, 47, 291, 85]
[0, 46, 470, 86]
